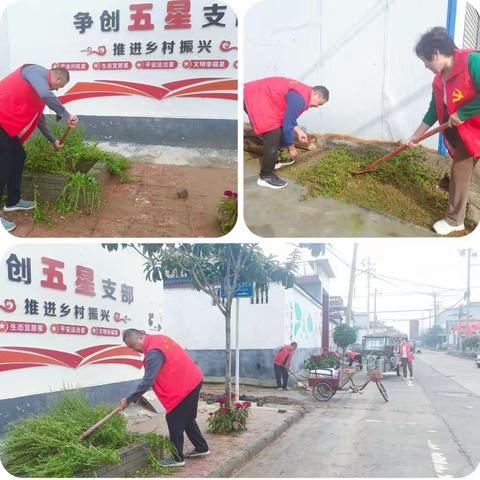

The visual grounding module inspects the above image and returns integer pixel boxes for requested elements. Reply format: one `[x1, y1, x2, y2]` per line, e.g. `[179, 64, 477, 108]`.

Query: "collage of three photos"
[1, 0, 480, 478]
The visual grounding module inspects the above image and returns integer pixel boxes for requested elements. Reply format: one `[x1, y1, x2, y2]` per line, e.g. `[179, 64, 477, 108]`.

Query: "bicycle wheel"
[376, 380, 389, 402]
[312, 381, 334, 402]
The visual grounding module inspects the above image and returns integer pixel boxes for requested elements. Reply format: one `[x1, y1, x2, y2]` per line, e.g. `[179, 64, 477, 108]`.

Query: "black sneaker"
[184, 448, 211, 458]
[257, 173, 288, 189]
[275, 158, 296, 169]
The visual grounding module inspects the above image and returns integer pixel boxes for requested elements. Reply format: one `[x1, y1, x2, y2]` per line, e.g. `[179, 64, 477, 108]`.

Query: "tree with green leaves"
[462, 335, 480, 352]
[103, 243, 306, 407]
[423, 325, 445, 349]
[333, 324, 357, 355]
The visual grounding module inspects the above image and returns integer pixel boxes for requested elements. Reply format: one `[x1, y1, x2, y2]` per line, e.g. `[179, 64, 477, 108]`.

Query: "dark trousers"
[243, 103, 286, 178]
[274, 363, 289, 389]
[261, 128, 287, 177]
[401, 358, 413, 378]
[165, 381, 209, 462]
[0, 127, 26, 207]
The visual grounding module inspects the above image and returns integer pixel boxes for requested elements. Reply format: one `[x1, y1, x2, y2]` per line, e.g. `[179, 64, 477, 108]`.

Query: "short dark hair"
[313, 85, 329, 101]
[415, 27, 457, 61]
[50, 67, 70, 83]
[291, 341, 298, 348]
[122, 328, 145, 342]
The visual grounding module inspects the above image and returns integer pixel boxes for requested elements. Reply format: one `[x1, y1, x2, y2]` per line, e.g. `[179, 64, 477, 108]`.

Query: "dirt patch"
[245, 135, 478, 234]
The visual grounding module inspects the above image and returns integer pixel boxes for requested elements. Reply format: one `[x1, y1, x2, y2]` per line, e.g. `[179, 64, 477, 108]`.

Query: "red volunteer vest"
[432, 49, 480, 158]
[143, 334, 203, 413]
[0, 65, 47, 143]
[346, 351, 361, 360]
[244, 77, 313, 135]
[274, 345, 294, 369]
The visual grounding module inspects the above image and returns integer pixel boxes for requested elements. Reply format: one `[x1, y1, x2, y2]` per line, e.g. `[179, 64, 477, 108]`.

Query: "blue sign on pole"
[220, 281, 253, 298]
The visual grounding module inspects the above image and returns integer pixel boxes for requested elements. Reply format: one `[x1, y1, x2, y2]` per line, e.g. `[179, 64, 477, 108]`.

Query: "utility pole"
[432, 293, 438, 326]
[366, 257, 371, 334]
[373, 288, 378, 333]
[466, 248, 472, 336]
[346, 243, 358, 326]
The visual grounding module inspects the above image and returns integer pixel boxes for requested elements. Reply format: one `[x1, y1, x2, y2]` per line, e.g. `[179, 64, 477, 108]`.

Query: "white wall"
[2, 0, 237, 120]
[0, 245, 163, 399]
[245, 0, 449, 149]
[163, 283, 287, 350]
[284, 286, 322, 348]
[164, 282, 323, 351]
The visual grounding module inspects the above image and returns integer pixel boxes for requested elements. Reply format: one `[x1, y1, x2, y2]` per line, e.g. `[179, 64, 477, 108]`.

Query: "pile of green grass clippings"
[24, 120, 133, 214]
[291, 146, 449, 229]
[0, 391, 173, 478]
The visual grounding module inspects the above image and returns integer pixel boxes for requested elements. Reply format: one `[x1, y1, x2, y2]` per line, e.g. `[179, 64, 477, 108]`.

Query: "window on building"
[463, 3, 480, 49]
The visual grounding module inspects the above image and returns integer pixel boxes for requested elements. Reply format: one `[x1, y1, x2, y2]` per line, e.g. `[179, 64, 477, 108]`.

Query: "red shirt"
[244, 77, 312, 135]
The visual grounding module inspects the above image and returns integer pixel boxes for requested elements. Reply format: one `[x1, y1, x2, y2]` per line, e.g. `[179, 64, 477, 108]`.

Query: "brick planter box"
[82, 441, 163, 478]
[22, 160, 111, 206]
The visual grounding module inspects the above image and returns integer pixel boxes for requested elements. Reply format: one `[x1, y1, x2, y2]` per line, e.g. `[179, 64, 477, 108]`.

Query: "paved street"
[234, 352, 480, 478]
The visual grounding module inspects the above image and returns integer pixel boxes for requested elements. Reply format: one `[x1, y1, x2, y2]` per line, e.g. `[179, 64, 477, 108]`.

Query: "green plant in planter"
[216, 190, 238, 234]
[207, 396, 251, 434]
[56, 172, 101, 214]
[0, 390, 173, 478]
[24, 120, 133, 215]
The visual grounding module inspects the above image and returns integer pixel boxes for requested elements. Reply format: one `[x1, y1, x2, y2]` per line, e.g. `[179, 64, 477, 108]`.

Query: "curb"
[207, 406, 306, 478]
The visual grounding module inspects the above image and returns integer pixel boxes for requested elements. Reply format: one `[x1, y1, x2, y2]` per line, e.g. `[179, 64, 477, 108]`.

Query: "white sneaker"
[402, 377, 406, 381]
[433, 219, 465, 235]
[410, 376, 415, 380]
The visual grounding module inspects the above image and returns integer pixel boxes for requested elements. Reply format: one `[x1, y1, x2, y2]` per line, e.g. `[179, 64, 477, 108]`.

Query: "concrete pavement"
[234, 357, 480, 478]
[416, 350, 480, 396]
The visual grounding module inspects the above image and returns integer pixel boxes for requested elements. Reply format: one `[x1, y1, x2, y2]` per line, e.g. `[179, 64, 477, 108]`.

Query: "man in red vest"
[345, 349, 363, 369]
[273, 341, 298, 390]
[244, 77, 329, 189]
[407, 27, 480, 235]
[0, 64, 78, 233]
[119, 329, 210, 468]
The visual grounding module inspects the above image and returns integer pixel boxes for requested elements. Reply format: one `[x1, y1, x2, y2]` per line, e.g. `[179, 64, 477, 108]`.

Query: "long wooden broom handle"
[79, 407, 121, 441]
[59, 125, 73, 145]
[362, 122, 449, 172]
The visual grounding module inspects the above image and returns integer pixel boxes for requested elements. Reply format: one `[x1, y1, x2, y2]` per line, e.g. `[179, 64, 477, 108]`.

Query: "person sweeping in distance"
[244, 77, 329, 189]
[273, 341, 297, 390]
[0, 64, 78, 233]
[119, 329, 210, 468]
[406, 27, 480, 235]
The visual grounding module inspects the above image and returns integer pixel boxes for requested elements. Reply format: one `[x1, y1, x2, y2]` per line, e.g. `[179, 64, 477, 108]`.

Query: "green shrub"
[0, 390, 172, 478]
[23, 120, 133, 214]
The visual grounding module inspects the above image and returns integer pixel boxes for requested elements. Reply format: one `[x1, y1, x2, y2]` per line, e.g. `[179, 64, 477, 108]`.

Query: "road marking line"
[427, 429, 437, 433]
[428, 439, 452, 478]
[365, 419, 382, 423]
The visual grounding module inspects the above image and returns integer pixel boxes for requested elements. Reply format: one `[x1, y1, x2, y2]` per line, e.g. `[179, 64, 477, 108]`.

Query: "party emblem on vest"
[452, 88, 465, 103]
